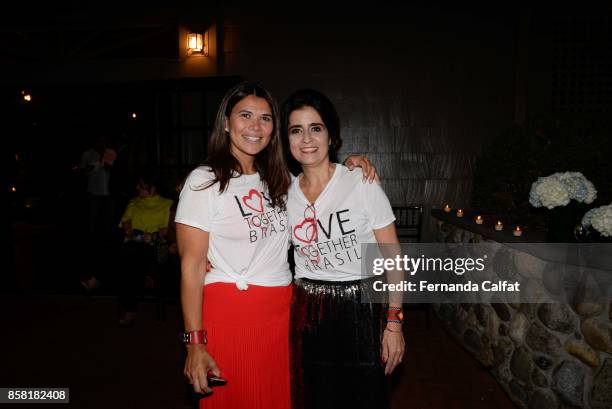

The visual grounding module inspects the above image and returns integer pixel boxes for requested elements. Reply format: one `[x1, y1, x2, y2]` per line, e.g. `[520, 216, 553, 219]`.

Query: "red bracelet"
[386, 307, 404, 324]
[181, 329, 207, 345]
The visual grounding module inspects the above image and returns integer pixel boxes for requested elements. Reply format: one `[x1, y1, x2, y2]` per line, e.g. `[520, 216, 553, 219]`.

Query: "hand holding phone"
[207, 371, 227, 387]
[194, 372, 227, 400]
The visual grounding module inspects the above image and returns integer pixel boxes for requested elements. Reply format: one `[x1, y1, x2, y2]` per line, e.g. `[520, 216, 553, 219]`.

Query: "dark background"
[1, 3, 611, 409]
[3, 2, 612, 290]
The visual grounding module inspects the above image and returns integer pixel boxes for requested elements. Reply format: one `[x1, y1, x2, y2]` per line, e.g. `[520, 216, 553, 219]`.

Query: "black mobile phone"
[193, 373, 227, 400]
[208, 374, 228, 387]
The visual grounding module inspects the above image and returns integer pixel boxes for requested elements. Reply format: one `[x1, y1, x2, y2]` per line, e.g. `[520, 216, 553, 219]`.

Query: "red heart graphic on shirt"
[293, 218, 317, 244]
[243, 189, 264, 213]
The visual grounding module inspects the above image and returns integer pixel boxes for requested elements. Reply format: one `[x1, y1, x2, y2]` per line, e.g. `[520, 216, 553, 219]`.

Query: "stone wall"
[433, 219, 612, 409]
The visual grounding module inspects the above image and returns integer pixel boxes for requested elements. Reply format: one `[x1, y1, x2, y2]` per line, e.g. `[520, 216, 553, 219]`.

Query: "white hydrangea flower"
[530, 172, 597, 209]
[529, 175, 570, 209]
[582, 204, 612, 237]
[582, 209, 594, 227]
[557, 172, 597, 204]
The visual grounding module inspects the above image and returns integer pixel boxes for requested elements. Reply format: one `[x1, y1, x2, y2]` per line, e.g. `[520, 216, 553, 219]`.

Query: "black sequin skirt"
[290, 277, 389, 409]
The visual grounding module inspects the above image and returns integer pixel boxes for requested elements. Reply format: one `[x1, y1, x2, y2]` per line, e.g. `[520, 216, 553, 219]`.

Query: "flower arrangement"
[472, 118, 611, 232]
[557, 172, 598, 204]
[581, 203, 612, 237]
[529, 172, 597, 210]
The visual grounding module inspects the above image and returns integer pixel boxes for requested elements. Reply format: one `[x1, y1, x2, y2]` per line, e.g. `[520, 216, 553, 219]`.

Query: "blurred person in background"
[117, 172, 173, 326]
[79, 134, 117, 292]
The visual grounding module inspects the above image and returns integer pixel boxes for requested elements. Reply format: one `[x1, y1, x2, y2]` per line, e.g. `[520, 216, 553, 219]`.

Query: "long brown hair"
[203, 82, 290, 208]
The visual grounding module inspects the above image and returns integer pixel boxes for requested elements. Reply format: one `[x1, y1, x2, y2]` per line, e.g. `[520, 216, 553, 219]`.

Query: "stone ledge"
[431, 209, 612, 270]
[431, 208, 545, 243]
[431, 216, 612, 409]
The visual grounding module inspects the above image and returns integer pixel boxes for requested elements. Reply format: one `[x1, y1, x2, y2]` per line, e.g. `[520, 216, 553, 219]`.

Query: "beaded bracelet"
[386, 306, 404, 324]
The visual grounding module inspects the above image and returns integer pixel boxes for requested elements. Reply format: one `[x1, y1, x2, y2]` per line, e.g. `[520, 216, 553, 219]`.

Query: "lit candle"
[495, 221, 503, 231]
[513, 226, 522, 237]
[443, 204, 451, 213]
[10, 186, 16, 193]
[475, 215, 483, 224]
[456, 209, 464, 218]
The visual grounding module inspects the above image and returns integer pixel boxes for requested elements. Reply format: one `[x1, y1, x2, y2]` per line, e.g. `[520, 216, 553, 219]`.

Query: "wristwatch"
[181, 329, 207, 345]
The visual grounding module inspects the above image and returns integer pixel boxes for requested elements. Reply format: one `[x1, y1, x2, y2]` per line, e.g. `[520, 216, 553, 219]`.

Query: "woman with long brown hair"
[176, 82, 292, 409]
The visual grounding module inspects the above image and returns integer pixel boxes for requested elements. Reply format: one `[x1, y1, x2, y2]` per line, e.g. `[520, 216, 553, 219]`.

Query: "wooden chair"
[392, 205, 430, 329]
[392, 205, 423, 243]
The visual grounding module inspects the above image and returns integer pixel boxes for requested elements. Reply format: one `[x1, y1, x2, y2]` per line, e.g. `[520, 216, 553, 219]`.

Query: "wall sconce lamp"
[187, 31, 208, 56]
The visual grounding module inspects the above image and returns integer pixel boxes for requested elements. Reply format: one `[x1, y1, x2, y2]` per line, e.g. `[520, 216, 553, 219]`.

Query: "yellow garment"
[119, 195, 173, 233]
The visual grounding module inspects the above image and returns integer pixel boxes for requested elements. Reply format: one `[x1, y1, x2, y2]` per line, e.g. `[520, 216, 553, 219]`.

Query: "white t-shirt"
[175, 167, 292, 289]
[287, 164, 396, 281]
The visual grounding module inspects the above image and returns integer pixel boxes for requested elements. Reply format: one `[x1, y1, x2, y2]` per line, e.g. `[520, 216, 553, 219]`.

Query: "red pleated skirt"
[200, 282, 292, 409]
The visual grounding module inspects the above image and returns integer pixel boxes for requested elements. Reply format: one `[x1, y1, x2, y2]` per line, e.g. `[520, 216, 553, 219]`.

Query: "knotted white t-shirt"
[175, 167, 292, 289]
